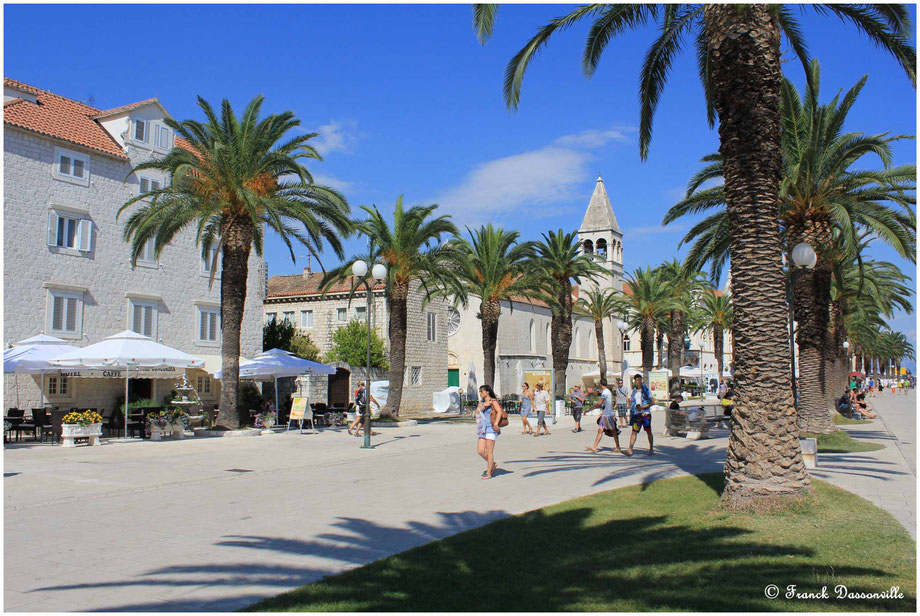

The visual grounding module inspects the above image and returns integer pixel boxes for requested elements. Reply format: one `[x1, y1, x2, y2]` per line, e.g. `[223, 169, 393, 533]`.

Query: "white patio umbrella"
[213, 348, 335, 413]
[50, 330, 205, 438]
[4, 334, 79, 408]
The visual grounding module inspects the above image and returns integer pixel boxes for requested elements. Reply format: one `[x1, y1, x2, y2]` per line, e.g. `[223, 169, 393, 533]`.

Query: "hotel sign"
[57, 366, 185, 379]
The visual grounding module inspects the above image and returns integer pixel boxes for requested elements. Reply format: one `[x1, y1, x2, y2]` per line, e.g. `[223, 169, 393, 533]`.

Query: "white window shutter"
[77, 219, 92, 252]
[199, 311, 207, 341]
[52, 296, 64, 331]
[143, 306, 153, 337]
[47, 211, 59, 246]
[133, 304, 143, 333]
[209, 312, 217, 341]
[65, 297, 78, 332]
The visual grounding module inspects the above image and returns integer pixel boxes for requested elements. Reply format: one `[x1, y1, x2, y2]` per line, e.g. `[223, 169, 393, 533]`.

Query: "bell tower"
[578, 174, 623, 294]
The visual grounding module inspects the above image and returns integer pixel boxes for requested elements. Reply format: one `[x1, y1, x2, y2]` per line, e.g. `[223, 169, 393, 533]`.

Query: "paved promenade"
[4, 394, 915, 612]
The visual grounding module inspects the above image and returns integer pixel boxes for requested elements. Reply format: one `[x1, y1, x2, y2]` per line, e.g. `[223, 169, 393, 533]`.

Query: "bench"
[665, 400, 726, 438]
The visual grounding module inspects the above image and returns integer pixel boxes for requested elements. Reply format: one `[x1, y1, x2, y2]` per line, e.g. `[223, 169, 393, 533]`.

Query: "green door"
[447, 369, 460, 388]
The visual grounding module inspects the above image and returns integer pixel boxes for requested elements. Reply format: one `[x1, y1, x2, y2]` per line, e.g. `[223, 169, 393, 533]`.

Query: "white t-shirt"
[633, 390, 644, 409]
[533, 389, 551, 412]
[600, 388, 613, 416]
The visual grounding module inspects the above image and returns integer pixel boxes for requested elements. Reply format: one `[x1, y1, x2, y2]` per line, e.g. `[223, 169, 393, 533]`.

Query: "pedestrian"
[476, 384, 503, 479]
[891, 378, 898, 395]
[585, 381, 622, 453]
[348, 382, 378, 437]
[867, 376, 875, 397]
[519, 383, 534, 435]
[533, 382, 552, 436]
[614, 378, 629, 428]
[721, 384, 736, 418]
[569, 385, 586, 432]
[626, 374, 654, 456]
[718, 378, 728, 399]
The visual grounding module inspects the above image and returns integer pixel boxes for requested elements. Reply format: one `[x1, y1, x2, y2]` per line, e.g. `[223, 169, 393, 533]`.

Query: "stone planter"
[150, 421, 185, 441]
[62, 423, 102, 447]
[261, 418, 276, 431]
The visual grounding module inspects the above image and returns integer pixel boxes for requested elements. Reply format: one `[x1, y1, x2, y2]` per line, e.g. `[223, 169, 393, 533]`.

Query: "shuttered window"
[130, 300, 157, 338]
[300, 310, 313, 328]
[198, 307, 219, 343]
[426, 313, 437, 342]
[47, 212, 92, 252]
[137, 239, 156, 264]
[49, 290, 82, 336]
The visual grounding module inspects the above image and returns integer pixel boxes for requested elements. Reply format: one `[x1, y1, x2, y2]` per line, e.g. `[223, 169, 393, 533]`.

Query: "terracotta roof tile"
[93, 98, 162, 119]
[267, 273, 386, 299]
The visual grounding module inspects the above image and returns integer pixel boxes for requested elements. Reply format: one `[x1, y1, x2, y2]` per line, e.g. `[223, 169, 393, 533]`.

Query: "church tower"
[578, 174, 624, 294]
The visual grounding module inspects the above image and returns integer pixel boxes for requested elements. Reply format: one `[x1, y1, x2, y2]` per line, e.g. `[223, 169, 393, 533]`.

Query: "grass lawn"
[833, 413, 872, 426]
[804, 430, 886, 453]
[246, 474, 914, 612]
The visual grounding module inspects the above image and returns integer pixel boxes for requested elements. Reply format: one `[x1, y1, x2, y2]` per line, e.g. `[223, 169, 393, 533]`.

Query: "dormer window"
[155, 124, 173, 150]
[132, 118, 172, 151]
[134, 119, 148, 143]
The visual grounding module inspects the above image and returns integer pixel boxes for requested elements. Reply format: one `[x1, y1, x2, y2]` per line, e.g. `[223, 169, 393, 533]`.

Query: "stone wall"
[3, 127, 263, 413]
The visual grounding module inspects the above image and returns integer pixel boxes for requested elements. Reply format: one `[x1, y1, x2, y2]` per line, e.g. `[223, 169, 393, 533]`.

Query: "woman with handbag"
[585, 383, 623, 454]
[476, 385, 506, 480]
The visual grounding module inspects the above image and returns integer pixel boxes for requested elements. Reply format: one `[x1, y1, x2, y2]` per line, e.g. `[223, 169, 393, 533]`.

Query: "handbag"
[492, 403, 509, 428]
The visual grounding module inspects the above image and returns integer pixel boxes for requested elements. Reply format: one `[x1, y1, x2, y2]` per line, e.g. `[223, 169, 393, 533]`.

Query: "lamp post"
[617, 320, 628, 380]
[785, 242, 817, 409]
[683, 334, 694, 397]
[352, 259, 388, 449]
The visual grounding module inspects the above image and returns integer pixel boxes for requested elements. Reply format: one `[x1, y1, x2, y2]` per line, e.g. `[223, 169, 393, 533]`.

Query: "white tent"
[3, 334, 78, 407]
[50, 330, 205, 438]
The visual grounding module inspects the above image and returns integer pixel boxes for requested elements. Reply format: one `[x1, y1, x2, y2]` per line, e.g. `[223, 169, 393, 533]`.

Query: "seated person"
[854, 393, 877, 419]
[721, 387, 735, 417]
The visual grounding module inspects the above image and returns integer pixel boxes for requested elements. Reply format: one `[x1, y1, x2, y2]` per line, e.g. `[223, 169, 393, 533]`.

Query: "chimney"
[302, 266, 311, 278]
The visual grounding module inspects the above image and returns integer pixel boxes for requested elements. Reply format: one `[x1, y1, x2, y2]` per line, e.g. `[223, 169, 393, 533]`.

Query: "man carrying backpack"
[348, 382, 379, 437]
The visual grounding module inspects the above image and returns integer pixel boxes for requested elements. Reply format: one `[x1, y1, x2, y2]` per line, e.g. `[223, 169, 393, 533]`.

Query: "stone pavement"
[4, 396, 916, 612]
[811, 389, 917, 538]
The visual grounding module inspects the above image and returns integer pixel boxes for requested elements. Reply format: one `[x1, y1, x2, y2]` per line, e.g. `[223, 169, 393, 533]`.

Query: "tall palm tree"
[665, 61, 915, 434]
[322, 197, 462, 416]
[454, 224, 538, 388]
[474, 3, 914, 505]
[616, 267, 678, 382]
[699, 290, 734, 383]
[532, 230, 606, 398]
[657, 259, 710, 379]
[119, 96, 350, 428]
[576, 288, 619, 386]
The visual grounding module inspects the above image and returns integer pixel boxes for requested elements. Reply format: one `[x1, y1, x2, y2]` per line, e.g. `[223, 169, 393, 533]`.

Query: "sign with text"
[648, 370, 669, 401]
[523, 370, 553, 399]
[57, 366, 185, 379]
[289, 397, 308, 420]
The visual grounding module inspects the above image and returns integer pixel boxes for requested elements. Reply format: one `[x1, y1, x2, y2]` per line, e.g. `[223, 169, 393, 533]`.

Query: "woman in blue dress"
[519, 382, 534, 435]
[476, 384, 503, 479]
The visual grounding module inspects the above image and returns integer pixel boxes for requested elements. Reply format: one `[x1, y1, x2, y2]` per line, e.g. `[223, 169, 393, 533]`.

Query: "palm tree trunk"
[595, 318, 607, 386]
[706, 4, 809, 506]
[384, 279, 409, 417]
[655, 329, 664, 369]
[640, 317, 654, 382]
[668, 310, 685, 377]
[216, 224, 253, 429]
[480, 298, 501, 387]
[714, 327, 724, 383]
[550, 281, 573, 400]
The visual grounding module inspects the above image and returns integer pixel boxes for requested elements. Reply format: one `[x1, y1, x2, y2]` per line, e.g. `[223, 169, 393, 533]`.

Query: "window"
[154, 124, 173, 150]
[197, 376, 211, 394]
[426, 312, 437, 342]
[282, 311, 294, 323]
[130, 300, 157, 338]
[136, 239, 157, 265]
[134, 119, 148, 143]
[265, 312, 277, 324]
[47, 212, 92, 251]
[201, 246, 220, 276]
[47, 375, 69, 398]
[300, 310, 313, 328]
[355, 306, 367, 321]
[52, 147, 90, 185]
[138, 176, 162, 195]
[623, 335, 631, 352]
[48, 290, 82, 336]
[198, 307, 219, 343]
[410, 366, 422, 386]
[529, 320, 536, 354]
[336, 308, 347, 322]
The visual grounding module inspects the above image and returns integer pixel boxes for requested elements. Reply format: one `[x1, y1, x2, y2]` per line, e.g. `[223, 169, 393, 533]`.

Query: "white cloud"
[435, 126, 633, 224]
[311, 119, 359, 155]
[310, 172, 354, 193]
[623, 222, 691, 240]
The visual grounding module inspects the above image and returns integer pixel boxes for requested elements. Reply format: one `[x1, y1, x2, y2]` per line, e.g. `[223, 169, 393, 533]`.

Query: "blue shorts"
[630, 413, 652, 433]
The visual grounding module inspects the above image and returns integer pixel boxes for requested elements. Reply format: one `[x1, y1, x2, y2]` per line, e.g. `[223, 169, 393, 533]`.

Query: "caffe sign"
[58, 366, 185, 379]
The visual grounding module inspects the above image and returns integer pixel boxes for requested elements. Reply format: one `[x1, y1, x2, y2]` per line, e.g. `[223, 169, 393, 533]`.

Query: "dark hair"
[856, 393, 866, 401]
[479, 384, 497, 399]
[523, 382, 529, 388]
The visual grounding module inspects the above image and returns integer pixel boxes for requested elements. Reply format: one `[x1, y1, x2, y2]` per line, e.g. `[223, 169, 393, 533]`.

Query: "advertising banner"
[648, 370, 669, 401]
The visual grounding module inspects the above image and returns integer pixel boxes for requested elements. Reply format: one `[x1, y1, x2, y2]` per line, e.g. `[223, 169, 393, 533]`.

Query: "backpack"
[355, 387, 366, 406]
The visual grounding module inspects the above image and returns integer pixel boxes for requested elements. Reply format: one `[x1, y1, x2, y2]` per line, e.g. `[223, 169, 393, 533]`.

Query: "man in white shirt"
[533, 382, 552, 436]
[585, 382, 622, 453]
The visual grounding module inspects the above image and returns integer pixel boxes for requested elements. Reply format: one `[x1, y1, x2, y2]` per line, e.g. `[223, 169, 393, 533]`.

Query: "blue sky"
[5, 3, 916, 368]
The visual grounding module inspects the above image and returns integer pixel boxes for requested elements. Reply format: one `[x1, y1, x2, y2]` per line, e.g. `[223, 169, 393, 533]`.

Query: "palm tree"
[473, 3, 914, 505]
[454, 224, 538, 388]
[657, 259, 710, 379]
[616, 267, 678, 382]
[664, 61, 915, 434]
[322, 197, 462, 416]
[532, 230, 606, 398]
[118, 96, 350, 428]
[699, 290, 734, 384]
[576, 288, 619, 386]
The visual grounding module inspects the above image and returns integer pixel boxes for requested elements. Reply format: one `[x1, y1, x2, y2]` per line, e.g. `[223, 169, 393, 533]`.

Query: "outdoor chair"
[31, 408, 52, 443]
[47, 410, 66, 444]
[104, 409, 123, 437]
[126, 410, 148, 439]
[8, 409, 35, 441]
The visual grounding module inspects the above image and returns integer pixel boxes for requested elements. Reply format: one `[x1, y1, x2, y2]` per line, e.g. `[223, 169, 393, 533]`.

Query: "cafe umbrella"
[3, 334, 79, 407]
[50, 330, 205, 438]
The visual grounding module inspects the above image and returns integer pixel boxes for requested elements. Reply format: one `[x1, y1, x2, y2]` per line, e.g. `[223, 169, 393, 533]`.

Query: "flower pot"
[150, 421, 185, 441]
[61, 422, 102, 447]
[261, 418, 275, 431]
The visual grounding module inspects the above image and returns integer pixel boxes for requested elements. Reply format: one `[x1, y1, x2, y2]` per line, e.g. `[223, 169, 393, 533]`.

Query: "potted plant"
[146, 407, 190, 441]
[254, 410, 277, 432]
[61, 410, 104, 447]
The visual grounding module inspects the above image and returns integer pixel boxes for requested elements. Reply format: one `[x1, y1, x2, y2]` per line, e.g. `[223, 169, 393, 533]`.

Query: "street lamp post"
[352, 260, 388, 449]
[617, 320, 628, 380]
[785, 242, 817, 410]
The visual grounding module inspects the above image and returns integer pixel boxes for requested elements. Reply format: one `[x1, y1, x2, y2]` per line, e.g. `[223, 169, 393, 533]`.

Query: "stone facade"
[3, 86, 263, 413]
[264, 273, 448, 415]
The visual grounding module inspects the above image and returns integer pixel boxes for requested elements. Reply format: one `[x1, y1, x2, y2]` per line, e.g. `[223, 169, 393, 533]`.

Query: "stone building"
[3, 78, 264, 412]
[264, 270, 448, 414]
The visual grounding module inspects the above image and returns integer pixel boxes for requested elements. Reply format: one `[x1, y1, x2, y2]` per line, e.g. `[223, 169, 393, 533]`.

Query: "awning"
[58, 366, 185, 379]
[196, 354, 252, 375]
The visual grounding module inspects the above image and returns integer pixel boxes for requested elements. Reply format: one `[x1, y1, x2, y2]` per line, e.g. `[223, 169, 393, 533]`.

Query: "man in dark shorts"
[569, 386, 586, 432]
[627, 374, 654, 456]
